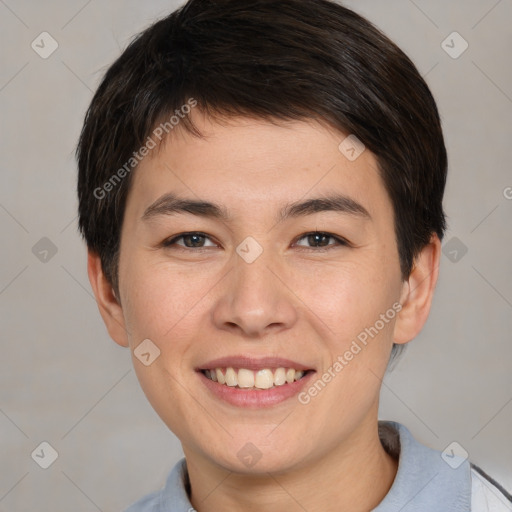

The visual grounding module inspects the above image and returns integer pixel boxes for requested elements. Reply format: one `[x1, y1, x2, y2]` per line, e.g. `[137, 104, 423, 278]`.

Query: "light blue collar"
[374, 421, 471, 511]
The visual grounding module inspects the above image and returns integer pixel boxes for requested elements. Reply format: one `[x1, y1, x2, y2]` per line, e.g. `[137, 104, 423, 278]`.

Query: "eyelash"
[161, 231, 350, 252]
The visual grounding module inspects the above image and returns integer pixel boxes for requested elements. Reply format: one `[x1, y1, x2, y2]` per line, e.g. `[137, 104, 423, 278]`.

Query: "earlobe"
[87, 250, 130, 348]
[393, 234, 441, 345]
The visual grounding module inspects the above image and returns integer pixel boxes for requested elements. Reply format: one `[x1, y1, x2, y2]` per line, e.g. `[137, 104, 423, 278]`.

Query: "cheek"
[294, 258, 398, 341]
[119, 254, 221, 352]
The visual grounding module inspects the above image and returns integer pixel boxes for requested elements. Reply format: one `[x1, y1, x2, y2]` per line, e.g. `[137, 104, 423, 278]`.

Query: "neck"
[184, 416, 398, 512]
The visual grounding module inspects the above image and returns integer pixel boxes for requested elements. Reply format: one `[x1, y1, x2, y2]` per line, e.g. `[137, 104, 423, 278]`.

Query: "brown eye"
[180, 234, 206, 248]
[162, 232, 217, 249]
[295, 232, 348, 249]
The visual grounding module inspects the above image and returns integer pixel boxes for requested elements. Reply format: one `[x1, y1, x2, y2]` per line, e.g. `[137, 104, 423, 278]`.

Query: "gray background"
[1, 0, 511, 510]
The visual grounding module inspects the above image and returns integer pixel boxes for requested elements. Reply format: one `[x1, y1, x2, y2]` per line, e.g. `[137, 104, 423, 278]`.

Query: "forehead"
[124, 113, 392, 225]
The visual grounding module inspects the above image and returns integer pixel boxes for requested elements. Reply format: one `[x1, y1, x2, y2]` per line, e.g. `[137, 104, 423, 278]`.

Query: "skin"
[88, 111, 441, 512]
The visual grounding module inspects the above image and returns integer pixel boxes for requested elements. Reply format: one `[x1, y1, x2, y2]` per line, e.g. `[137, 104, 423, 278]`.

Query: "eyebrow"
[141, 192, 371, 223]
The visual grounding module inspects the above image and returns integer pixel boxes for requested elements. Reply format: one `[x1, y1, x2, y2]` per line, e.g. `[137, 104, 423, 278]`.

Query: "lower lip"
[197, 370, 315, 408]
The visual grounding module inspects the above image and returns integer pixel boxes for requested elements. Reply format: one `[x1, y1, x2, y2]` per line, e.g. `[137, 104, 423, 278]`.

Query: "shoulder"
[377, 421, 511, 512]
[471, 463, 512, 512]
[123, 457, 191, 511]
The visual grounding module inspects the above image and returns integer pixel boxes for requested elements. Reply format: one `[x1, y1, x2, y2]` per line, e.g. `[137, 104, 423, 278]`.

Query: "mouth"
[195, 356, 316, 408]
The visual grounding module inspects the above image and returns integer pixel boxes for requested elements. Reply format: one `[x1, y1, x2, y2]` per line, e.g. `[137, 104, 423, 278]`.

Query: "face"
[96, 112, 419, 474]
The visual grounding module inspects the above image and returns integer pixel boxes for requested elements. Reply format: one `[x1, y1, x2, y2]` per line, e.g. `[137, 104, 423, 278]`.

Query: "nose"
[211, 245, 298, 338]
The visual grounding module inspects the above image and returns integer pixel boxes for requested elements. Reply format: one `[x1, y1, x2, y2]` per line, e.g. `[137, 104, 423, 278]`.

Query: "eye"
[294, 231, 349, 250]
[162, 232, 217, 249]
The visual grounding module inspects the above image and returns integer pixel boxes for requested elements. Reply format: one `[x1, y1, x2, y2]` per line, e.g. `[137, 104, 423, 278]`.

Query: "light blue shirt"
[125, 421, 512, 511]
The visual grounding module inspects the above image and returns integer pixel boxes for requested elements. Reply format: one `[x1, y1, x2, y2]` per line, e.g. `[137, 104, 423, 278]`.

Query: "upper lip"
[197, 356, 314, 372]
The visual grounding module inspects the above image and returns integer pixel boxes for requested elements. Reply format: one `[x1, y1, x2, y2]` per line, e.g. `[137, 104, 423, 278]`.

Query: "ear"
[393, 234, 441, 345]
[87, 250, 129, 347]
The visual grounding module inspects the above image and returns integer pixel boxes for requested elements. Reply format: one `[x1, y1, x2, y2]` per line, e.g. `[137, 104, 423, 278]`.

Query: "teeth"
[255, 369, 274, 389]
[204, 367, 308, 389]
[225, 367, 237, 387]
[216, 368, 225, 385]
[237, 368, 255, 388]
[274, 367, 286, 386]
